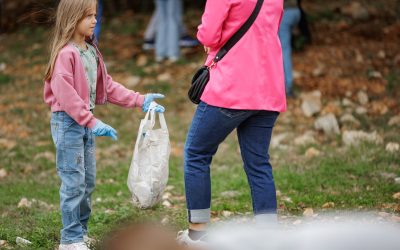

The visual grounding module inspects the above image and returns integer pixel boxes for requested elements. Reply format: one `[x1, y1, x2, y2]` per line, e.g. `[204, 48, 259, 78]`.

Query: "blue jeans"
[279, 8, 301, 94]
[144, 10, 187, 40]
[50, 112, 96, 244]
[155, 0, 182, 59]
[184, 102, 279, 223]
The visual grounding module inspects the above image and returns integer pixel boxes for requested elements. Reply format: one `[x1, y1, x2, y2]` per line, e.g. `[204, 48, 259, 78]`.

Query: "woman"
[178, 0, 286, 246]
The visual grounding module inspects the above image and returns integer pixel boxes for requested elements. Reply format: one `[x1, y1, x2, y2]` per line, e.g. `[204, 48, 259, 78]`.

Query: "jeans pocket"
[50, 122, 59, 145]
[63, 122, 84, 148]
[198, 101, 208, 111]
[63, 113, 78, 129]
[185, 102, 208, 149]
[218, 107, 248, 118]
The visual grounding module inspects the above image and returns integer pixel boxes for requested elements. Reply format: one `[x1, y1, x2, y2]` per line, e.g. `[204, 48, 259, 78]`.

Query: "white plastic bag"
[127, 102, 171, 209]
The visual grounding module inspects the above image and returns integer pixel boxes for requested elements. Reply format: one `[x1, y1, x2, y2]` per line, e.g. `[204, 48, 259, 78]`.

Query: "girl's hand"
[92, 119, 118, 140]
[142, 93, 165, 113]
[204, 46, 211, 54]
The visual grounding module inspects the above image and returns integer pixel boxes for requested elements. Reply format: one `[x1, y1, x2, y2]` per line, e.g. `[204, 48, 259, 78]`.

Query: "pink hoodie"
[198, 0, 286, 112]
[44, 43, 145, 128]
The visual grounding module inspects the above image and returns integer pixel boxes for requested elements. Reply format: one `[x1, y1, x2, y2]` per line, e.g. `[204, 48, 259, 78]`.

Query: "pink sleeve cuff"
[136, 94, 145, 107]
[87, 118, 97, 129]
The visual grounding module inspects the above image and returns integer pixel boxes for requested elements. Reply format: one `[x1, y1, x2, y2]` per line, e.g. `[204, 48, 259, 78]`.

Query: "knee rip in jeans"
[61, 186, 83, 197]
[76, 154, 83, 165]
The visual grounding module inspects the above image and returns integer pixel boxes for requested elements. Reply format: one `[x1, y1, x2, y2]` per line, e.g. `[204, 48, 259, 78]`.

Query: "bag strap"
[213, 0, 264, 64]
[158, 113, 168, 131]
[142, 102, 169, 132]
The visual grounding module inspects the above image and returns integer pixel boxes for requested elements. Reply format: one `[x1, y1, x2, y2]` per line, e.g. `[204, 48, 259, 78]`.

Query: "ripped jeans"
[50, 111, 96, 244]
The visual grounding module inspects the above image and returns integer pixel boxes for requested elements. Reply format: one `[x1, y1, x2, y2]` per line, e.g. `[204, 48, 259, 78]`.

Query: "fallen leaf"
[157, 72, 172, 82]
[17, 198, 31, 208]
[305, 147, 321, 158]
[221, 191, 241, 198]
[136, 54, 148, 67]
[162, 192, 172, 200]
[162, 200, 172, 208]
[386, 143, 399, 153]
[104, 209, 115, 214]
[293, 219, 302, 225]
[161, 217, 169, 225]
[16, 237, 32, 247]
[0, 169, 7, 179]
[388, 115, 400, 126]
[303, 208, 314, 217]
[222, 211, 233, 217]
[322, 202, 335, 209]
[34, 151, 54, 162]
[0, 139, 16, 150]
[0, 240, 7, 247]
[282, 196, 293, 203]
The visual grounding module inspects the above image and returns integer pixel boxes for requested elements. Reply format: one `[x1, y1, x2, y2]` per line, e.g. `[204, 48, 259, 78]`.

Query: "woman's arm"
[197, 0, 232, 48]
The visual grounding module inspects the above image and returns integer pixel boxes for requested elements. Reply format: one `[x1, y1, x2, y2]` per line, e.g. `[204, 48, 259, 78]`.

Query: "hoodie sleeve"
[50, 51, 97, 128]
[197, 0, 233, 48]
[105, 74, 145, 108]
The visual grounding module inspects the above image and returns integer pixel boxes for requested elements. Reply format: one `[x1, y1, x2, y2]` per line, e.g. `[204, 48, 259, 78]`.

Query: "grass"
[0, 12, 399, 250]
[386, 70, 400, 96]
[1, 133, 399, 249]
[0, 74, 11, 85]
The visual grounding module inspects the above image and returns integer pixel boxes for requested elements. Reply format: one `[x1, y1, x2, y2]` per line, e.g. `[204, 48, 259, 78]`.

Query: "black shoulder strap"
[213, 0, 264, 63]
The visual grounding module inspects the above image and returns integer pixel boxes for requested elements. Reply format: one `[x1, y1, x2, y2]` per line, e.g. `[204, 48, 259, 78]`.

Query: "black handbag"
[188, 0, 264, 104]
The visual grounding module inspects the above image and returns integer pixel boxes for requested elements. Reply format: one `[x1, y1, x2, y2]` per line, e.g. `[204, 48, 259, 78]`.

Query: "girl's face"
[76, 4, 97, 37]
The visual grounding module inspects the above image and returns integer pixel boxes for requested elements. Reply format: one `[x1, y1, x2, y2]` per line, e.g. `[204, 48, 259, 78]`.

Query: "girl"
[44, 0, 164, 249]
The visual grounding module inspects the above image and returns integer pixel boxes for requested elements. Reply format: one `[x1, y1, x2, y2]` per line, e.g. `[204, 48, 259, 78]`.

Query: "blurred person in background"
[142, 9, 199, 51]
[279, 0, 311, 97]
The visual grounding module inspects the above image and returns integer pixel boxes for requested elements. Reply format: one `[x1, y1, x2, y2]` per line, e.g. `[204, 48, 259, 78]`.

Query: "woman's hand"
[204, 46, 211, 54]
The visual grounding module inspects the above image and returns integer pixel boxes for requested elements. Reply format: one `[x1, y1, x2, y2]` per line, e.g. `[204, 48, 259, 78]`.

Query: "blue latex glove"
[92, 120, 118, 140]
[142, 93, 165, 113]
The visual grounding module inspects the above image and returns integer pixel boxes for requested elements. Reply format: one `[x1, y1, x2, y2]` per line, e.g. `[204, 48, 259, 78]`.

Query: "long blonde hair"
[45, 0, 97, 80]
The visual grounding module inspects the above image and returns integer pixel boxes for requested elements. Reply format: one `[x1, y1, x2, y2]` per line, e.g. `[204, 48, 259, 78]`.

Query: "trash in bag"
[128, 102, 171, 209]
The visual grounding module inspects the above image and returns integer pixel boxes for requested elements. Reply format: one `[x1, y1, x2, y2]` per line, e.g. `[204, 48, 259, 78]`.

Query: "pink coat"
[198, 0, 286, 112]
[44, 43, 145, 128]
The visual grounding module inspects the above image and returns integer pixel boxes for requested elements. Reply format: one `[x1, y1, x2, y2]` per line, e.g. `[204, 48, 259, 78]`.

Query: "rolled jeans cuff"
[254, 213, 278, 225]
[188, 209, 211, 223]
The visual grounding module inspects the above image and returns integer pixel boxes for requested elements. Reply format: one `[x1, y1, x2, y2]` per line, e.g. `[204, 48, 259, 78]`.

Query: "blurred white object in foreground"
[206, 213, 400, 250]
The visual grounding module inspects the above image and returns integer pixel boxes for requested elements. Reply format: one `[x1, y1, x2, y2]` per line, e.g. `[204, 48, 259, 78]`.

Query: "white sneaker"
[176, 229, 208, 249]
[58, 242, 89, 250]
[83, 235, 96, 247]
